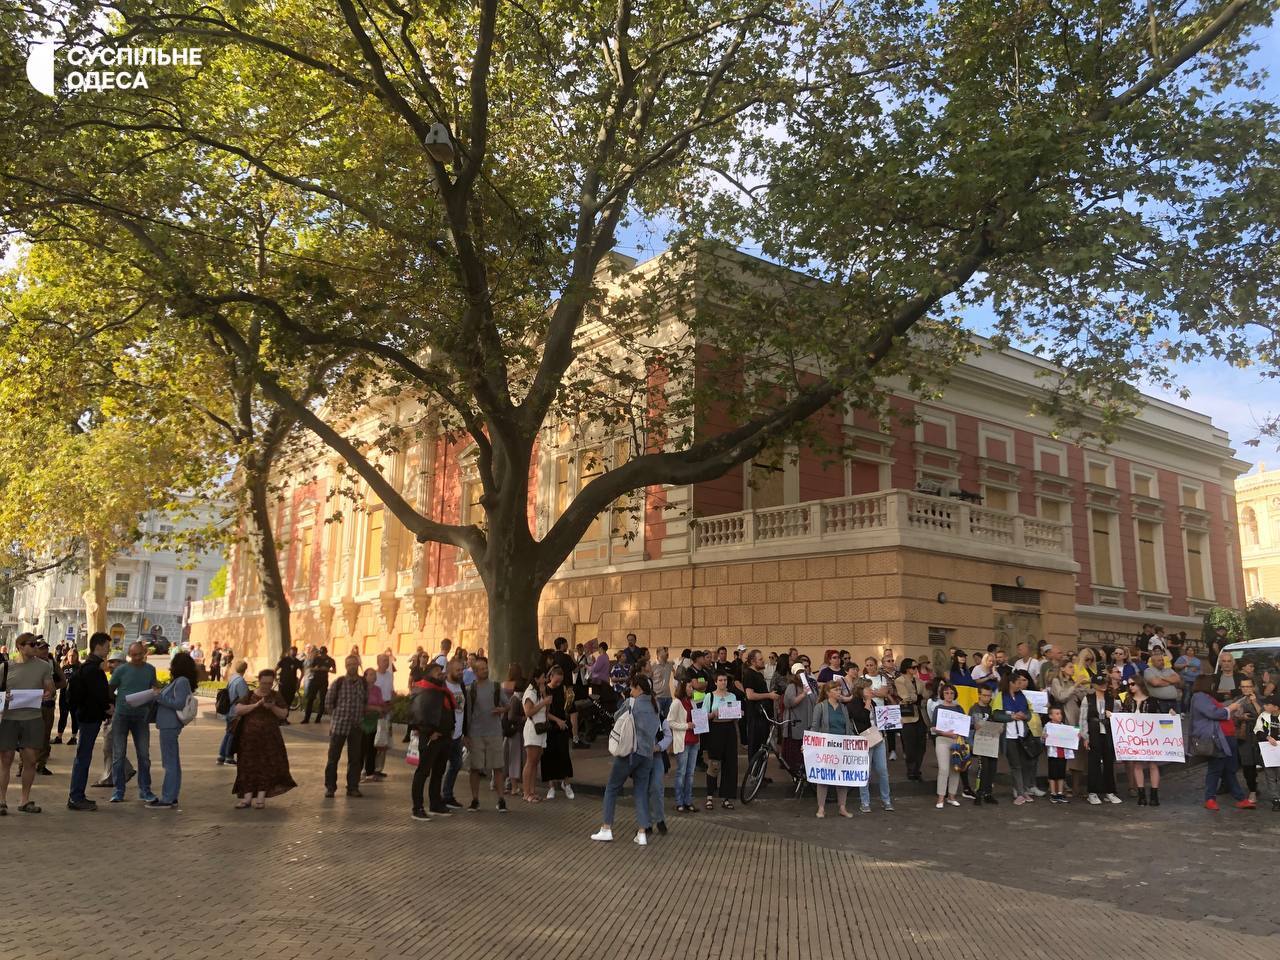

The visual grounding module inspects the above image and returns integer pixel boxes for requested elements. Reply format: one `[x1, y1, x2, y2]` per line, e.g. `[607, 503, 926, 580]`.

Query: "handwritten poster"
[801, 732, 870, 785]
[1109, 713, 1185, 763]
[876, 705, 902, 731]
[1024, 690, 1049, 714]
[934, 710, 971, 738]
[1044, 723, 1080, 750]
[691, 707, 710, 735]
[973, 720, 1003, 758]
[1259, 741, 1280, 768]
[716, 699, 742, 721]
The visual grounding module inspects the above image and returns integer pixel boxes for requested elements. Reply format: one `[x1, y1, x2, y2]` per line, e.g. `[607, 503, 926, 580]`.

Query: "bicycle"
[740, 708, 806, 804]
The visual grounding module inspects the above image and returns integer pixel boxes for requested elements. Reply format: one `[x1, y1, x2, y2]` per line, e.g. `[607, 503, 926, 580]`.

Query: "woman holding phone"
[521, 668, 553, 803]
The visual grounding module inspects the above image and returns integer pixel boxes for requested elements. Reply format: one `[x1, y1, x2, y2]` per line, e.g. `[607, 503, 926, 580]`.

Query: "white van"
[1221, 638, 1280, 674]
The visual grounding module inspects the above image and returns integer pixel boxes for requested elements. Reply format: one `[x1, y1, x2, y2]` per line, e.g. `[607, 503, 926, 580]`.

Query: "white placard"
[715, 699, 742, 721]
[691, 707, 710, 735]
[934, 709, 971, 738]
[1044, 722, 1080, 750]
[801, 731, 870, 785]
[2, 688, 43, 711]
[876, 705, 902, 730]
[1259, 741, 1280, 768]
[125, 689, 160, 707]
[1024, 690, 1049, 714]
[1109, 713, 1185, 763]
[973, 720, 1003, 758]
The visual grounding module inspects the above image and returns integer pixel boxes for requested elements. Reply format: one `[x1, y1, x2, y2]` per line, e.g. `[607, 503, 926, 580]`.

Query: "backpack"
[501, 691, 522, 738]
[608, 701, 636, 757]
[215, 685, 232, 716]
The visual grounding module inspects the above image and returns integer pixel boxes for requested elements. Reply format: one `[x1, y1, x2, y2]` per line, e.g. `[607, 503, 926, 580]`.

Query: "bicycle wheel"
[740, 748, 768, 803]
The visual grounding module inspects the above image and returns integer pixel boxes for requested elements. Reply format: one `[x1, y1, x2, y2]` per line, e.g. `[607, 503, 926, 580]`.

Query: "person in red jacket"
[409, 661, 455, 821]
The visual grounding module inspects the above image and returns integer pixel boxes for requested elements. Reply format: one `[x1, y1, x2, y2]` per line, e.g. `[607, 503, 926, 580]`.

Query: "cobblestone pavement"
[3, 706, 1276, 960]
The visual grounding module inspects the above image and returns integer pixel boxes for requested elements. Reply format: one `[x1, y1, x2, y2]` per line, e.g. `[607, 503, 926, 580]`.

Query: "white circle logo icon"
[26, 42, 59, 96]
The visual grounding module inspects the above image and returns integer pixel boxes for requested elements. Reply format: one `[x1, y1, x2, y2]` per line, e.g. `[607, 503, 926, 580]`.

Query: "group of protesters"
[4, 624, 1277, 834]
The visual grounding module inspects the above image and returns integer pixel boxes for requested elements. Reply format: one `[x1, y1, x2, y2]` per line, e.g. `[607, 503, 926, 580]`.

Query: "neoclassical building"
[1238, 464, 1280, 604]
[189, 252, 1249, 671]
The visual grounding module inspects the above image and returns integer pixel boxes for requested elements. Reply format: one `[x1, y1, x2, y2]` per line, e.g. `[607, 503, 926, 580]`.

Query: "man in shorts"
[463, 656, 508, 813]
[0, 633, 56, 814]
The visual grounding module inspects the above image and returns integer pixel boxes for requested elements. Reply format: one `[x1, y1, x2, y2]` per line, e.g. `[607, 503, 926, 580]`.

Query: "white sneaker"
[946, 798, 960, 807]
[563, 783, 575, 800]
[546, 787, 555, 800]
[935, 801, 944, 809]
[888, 750, 897, 760]
[1104, 793, 1123, 804]
[633, 830, 648, 846]
[590, 828, 613, 842]
[1087, 793, 1102, 805]
[1029, 787, 1047, 797]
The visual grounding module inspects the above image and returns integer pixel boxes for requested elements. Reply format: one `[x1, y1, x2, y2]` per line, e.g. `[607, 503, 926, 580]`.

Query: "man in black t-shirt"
[551, 636, 581, 746]
[741, 649, 779, 762]
[302, 646, 335, 723]
[277, 646, 304, 717]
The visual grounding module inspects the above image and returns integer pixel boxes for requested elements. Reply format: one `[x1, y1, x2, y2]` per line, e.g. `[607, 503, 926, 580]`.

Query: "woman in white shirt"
[521, 672, 552, 803]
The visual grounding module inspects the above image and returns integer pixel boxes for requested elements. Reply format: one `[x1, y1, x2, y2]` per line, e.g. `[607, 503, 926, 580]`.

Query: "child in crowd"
[1042, 705, 1075, 804]
[967, 685, 1008, 805]
[1255, 695, 1280, 812]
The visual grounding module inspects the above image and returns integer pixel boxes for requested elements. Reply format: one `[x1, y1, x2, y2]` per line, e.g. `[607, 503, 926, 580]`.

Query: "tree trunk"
[484, 550, 543, 679]
[82, 539, 108, 635]
[245, 464, 291, 663]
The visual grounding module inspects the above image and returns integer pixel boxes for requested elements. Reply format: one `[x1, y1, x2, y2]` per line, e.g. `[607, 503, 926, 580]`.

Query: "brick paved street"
[3, 705, 1277, 960]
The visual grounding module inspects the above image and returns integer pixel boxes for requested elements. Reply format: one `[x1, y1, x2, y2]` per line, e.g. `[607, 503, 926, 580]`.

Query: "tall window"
[1135, 521, 1162, 592]
[362, 506, 384, 580]
[1241, 506, 1259, 547]
[579, 446, 605, 539]
[296, 525, 314, 588]
[113, 573, 131, 599]
[554, 455, 571, 521]
[1089, 511, 1119, 585]
[748, 452, 786, 509]
[184, 577, 199, 602]
[1245, 568, 1261, 599]
[151, 576, 168, 601]
[1185, 530, 1210, 599]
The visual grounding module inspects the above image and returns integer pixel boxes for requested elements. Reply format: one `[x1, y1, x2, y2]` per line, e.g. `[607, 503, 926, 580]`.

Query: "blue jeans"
[158, 726, 182, 804]
[218, 717, 236, 761]
[442, 736, 463, 802]
[602, 753, 653, 829]
[69, 720, 101, 803]
[858, 741, 892, 808]
[647, 752, 667, 824]
[674, 742, 700, 807]
[1205, 742, 1246, 801]
[111, 713, 153, 800]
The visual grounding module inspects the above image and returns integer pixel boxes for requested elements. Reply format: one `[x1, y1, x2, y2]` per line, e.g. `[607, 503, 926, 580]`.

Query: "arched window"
[1241, 505, 1259, 547]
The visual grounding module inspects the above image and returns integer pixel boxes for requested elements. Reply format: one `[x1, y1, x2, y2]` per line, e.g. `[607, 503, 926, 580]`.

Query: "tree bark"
[244, 462, 292, 662]
[82, 538, 108, 635]
[483, 545, 543, 679]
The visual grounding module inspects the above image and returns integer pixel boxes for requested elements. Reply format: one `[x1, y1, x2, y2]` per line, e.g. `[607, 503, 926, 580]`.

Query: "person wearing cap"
[93, 650, 135, 789]
[1080, 671, 1123, 805]
[27, 638, 64, 777]
[66, 632, 112, 811]
[893, 659, 928, 781]
[0, 633, 56, 814]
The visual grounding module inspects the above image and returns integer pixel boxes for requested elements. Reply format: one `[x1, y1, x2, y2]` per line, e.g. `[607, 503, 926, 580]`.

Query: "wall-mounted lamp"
[936, 591, 947, 604]
[1015, 576, 1026, 588]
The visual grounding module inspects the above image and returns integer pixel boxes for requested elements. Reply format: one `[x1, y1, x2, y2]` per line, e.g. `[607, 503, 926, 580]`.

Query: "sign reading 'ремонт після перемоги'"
[801, 732, 870, 785]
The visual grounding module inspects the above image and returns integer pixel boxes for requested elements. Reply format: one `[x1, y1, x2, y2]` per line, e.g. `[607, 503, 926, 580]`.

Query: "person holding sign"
[667, 681, 700, 813]
[1121, 675, 1167, 806]
[782, 663, 818, 779]
[998, 670, 1041, 804]
[703, 672, 742, 810]
[0, 633, 56, 815]
[809, 683, 854, 818]
[1080, 673, 1122, 805]
[931, 684, 968, 809]
[1042, 705, 1076, 803]
[967, 686, 1008, 805]
[849, 681, 893, 812]
[1253, 696, 1280, 811]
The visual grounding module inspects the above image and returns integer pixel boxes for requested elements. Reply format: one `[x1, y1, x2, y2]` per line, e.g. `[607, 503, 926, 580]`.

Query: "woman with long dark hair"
[590, 676, 661, 845]
[703, 671, 742, 810]
[150, 651, 199, 808]
[540, 665, 575, 800]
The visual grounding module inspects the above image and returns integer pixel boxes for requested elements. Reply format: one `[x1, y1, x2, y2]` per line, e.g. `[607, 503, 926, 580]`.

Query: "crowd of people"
[3, 624, 1278, 835]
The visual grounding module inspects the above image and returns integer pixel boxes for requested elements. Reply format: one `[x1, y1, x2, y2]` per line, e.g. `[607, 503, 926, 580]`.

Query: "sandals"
[722, 800, 734, 810]
[704, 797, 714, 810]
[252, 799, 266, 809]
[235, 799, 252, 809]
